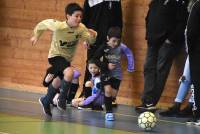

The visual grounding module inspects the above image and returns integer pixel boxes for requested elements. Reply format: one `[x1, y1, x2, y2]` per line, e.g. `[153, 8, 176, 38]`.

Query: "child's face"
[107, 36, 120, 48]
[66, 11, 82, 27]
[88, 63, 100, 76]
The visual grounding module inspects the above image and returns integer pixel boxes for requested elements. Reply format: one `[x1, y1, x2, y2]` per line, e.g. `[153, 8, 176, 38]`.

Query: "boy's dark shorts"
[48, 56, 71, 79]
[101, 74, 121, 90]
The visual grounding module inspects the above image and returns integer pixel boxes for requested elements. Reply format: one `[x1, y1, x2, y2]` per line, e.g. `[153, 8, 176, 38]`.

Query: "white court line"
[0, 97, 186, 125]
[0, 132, 10, 134]
[0, 97, 38, 104]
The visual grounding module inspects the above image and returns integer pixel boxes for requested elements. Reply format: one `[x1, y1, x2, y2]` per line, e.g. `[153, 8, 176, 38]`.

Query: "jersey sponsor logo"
[59, 40, 78, 48]
[105, 54, 120, 63]
[104, 48, 110, 53]
[146, 104, 154, 107]
[68, 31, 74, 34]
[76, 34, 81, 39]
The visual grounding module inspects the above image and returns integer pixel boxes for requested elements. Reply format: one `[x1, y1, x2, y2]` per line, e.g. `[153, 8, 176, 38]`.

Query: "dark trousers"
[142, 41, 177, 105]
[189, 53, 200, 118]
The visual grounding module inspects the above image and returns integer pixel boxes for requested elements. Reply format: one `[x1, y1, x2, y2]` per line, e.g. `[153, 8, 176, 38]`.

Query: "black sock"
[173, 102, 181, 110]
[84, 87, 92, 98]
[43, 84, 57, 105]
[59, 80, 71, 102]
[105, 96, 112, 113]
[67, 83, 79, 103]
[112, 97, 116, 102]
[188, 102, 193, 107]
[193, 110, 200, 119]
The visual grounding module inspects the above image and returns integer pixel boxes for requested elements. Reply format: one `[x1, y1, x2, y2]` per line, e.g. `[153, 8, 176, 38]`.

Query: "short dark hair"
[65, 3, 83, 15]
[107, 27, 122, 39]
[87, 59, 101, 68]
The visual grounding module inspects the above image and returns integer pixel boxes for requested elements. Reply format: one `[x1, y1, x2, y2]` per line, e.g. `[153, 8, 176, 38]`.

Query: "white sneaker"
[195, 119, 200, 126]
[105, 113, 115, 121]
[186, 118, 200, 126]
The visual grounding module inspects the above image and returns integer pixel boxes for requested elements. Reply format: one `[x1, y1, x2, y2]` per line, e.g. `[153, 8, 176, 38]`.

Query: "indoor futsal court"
[1, 0, 200, 134]
[1, 88, 200, 134]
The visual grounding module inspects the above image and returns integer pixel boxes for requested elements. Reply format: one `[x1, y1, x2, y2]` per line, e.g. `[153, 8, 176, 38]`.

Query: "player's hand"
[72, 99, 79, 107]
[85, 81, 93, 88]
[88, 29, 97, 37]
[83, 41, 90, 49]
[30, 36, 38, 45]
[78, 101, 84, 107]
[108, 63, 116, 70]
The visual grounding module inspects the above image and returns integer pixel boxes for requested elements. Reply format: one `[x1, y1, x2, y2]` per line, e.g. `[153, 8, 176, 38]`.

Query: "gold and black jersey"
[33, 19, 97, 61]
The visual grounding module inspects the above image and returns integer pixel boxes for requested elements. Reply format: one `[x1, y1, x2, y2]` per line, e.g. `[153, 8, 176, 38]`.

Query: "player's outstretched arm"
[120, 43, 135, 72]
[30, 19, 59, 46]
[80, 24, 97, 47]
[88, 28, 97, 38]
[30, 36, 39, 46]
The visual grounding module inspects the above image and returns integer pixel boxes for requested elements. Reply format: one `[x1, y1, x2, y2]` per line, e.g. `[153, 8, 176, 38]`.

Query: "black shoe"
[135, 103, 157, 113]
[159, 106, 180, 117]
[77, 104, 92, 110]
[39, 97, 52, 116]
[92, 105, 104, 111]
[179, 104, 193, 118]
[57, 99, 66, 111]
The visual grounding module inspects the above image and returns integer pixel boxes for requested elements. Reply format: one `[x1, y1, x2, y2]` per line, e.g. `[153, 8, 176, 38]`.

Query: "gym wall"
[0, 0, 185, 107]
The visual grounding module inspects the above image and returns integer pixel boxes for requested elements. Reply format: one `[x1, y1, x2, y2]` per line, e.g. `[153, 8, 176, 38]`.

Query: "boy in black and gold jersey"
[30, 3, 97, 116]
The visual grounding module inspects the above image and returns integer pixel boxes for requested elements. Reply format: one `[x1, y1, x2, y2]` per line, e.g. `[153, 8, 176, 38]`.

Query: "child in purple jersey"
[72, 59, 104, 110]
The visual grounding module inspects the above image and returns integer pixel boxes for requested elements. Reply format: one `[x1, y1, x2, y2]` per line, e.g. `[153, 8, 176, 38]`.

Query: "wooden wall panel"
[0, 0, 186, 107]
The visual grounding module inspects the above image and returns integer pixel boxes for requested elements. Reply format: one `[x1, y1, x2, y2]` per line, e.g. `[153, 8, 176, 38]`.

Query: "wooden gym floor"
[0, 88, 200, 134]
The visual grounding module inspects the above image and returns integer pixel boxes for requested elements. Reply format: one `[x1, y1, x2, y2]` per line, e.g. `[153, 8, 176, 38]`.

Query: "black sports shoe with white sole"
[135, 103, 157, 113]
[39, 97, 52, 116]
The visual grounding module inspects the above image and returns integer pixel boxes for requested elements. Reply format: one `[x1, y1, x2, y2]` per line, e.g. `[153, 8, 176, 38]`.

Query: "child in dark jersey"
[93, 26, 134, 121]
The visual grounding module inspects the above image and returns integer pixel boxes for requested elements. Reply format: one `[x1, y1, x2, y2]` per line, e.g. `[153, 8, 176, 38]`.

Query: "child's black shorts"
[101, 74, 121, 90]
[48, 56, 71, 79]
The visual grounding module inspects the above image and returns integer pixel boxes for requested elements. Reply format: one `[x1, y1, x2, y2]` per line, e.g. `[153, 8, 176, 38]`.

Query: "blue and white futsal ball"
[138, 111, 157, 131]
